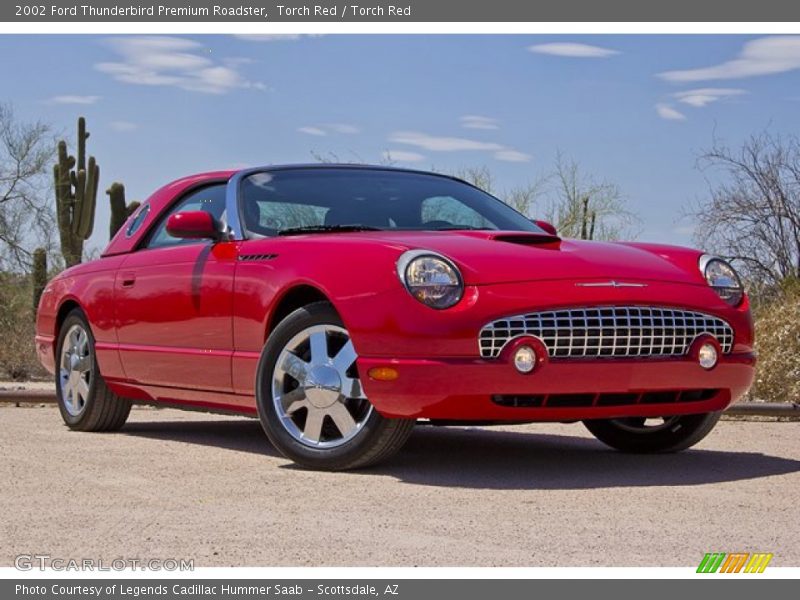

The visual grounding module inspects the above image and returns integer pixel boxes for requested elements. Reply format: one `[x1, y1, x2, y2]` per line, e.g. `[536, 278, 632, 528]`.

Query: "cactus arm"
[55, 140, 82, 267]
[89, 161, 99, 236]
[72, 169, 86, 236]
[53, 164, 64, 226]
[31, 248, 47, 315]
[107, 182, 128, 238]
[73, 156, 97, 239]
[57, 140, 75, 171]
[77, 117, 87, 173]
[108, 184, 139, 238]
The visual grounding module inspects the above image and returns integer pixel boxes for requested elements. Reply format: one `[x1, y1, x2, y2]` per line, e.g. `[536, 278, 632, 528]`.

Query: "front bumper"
[34, 334, 55, 375]
[358, 352, 755, 420]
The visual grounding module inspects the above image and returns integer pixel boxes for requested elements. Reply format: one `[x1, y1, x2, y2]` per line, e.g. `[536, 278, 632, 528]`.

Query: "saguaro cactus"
[54, 117, 99, 267]
[31, 247, 47, 316]
[107, 182, 141, 238]
[579, 195, 597, 241]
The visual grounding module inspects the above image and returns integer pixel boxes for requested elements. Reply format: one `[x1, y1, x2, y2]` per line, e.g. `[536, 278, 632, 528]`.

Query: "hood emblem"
[576, 281, 648, 288]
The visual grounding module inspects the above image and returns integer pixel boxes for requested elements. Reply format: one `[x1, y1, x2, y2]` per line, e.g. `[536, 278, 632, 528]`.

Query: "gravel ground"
[1, 404, 798, 567]
[0, 380, 56, 392]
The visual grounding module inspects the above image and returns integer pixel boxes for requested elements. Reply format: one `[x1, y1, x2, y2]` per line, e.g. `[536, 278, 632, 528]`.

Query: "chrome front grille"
[479, 306, 734, 359]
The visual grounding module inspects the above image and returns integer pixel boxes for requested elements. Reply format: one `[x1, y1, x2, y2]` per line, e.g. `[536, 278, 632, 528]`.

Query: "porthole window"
[125, 204, 150, 237]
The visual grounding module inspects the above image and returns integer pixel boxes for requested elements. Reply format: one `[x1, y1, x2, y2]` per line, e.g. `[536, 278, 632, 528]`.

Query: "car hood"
[336, 230, 704, 286]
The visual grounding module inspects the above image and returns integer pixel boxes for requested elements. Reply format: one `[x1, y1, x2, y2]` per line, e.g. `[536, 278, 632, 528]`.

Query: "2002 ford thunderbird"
[35, 165, 755, 470]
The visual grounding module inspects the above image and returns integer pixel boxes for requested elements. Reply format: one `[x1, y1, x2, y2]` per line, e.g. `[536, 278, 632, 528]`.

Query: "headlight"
[397, 249, 464, 309]
[699, 254, 744, 306]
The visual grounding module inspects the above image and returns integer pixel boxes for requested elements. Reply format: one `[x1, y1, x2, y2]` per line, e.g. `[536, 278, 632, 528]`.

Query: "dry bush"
[749, 281, 800, 403]
[447, 158, 639, 241]
[0, 103, 55, 271]
[0, 272, 46, 381]
[692, 132, 800, 285]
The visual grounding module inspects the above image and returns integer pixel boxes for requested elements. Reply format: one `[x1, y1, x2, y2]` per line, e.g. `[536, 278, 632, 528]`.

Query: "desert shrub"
[0, 271, 46, 381]
[748, 280, 800, 403]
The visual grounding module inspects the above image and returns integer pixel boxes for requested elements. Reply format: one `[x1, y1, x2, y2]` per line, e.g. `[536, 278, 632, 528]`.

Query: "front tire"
[55, 309, 131, 431]
[583, 412, 722, 453]
[256, 302, 414, 470]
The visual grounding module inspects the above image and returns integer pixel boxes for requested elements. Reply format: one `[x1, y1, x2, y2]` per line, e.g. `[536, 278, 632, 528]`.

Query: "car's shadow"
[120, 418, 800, 490]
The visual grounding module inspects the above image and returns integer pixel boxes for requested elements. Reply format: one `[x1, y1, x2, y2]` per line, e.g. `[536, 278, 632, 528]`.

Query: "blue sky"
[3, 34, 800, 252]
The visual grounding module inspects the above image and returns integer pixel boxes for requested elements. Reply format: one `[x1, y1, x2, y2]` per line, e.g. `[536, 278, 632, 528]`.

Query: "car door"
[114, 182, 237, 392]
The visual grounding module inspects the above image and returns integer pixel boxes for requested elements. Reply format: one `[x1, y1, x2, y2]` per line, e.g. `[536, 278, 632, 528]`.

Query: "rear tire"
[256, 302, 414, 471]
[583, 412, 722, 453]
[55, 310, 131, 432]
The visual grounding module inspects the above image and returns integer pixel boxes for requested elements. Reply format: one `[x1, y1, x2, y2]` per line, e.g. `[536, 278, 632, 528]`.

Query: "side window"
[145, 184, 227, 249]
[421, 196, 493, 229]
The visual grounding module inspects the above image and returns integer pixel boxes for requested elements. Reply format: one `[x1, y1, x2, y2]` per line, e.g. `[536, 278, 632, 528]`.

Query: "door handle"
[120, 272, 136, 288]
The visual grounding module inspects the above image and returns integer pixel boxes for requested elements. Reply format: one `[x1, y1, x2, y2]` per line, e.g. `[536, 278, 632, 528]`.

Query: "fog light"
[698, 343, 718, 370]
[513, 345, 537, 374]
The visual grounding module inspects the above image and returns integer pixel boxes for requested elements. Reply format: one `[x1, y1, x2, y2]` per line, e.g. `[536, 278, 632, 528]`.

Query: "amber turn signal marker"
[368, 367, 399, 381]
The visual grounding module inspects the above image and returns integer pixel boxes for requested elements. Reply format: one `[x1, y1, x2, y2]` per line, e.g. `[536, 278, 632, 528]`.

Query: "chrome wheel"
[271, 324, 372, 448]
[58, 324, 92, 417]
[609, 416, 681, 434]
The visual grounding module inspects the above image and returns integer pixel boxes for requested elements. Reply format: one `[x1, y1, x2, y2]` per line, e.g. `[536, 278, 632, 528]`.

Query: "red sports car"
[35, 165, 755, 470]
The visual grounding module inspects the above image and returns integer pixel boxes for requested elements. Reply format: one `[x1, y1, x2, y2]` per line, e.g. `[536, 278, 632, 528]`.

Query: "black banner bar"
[4, 579, 798, 600]
[4, 0, 800, 22]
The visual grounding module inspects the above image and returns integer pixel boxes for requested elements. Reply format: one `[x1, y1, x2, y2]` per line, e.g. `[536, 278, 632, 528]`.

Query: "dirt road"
[1, 405, 798, 567]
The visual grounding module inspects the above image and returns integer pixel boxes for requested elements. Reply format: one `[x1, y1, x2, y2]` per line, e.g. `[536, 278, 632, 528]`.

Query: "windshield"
[239, 168, 544, 237]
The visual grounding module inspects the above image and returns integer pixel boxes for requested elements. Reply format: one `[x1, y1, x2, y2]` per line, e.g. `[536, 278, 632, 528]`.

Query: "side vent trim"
[238, 253, 278, 262]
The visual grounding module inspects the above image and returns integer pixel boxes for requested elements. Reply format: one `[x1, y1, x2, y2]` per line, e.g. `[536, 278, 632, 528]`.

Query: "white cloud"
[388, 131, 530, 163]
[325, 123, 360, 134]
[460, 115, 499, 130]
[95, 36, 263, 94]
[383, 150, 425, 163]
[234, 34, 321, 42]
[527, 42, 619, 58]
[655, 103, 687, 121]
[659, 36, 800, 82]
[298, 126, 326, 136]
[389, 131, 505, 152]
[109, 121, 138, 132]
[47, 95, 101, 105]
[673, 88, 747, 107]
[494, 149, 532, 162]
[298, 123, 360, 136]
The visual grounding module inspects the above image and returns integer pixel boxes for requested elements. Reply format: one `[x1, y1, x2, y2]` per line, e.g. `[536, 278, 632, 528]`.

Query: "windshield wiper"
[277, 224, 384, 236]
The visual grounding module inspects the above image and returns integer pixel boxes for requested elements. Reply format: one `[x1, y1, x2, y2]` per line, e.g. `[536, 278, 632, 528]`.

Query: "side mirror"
[534, 220, 558, 236]
[166, 211, 221, 241]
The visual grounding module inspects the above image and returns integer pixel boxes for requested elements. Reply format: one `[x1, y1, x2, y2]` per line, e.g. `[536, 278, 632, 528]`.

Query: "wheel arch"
[265, 284, 341, 341]
[48, 297, 85, 367]
[54, 298, 83, 339]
